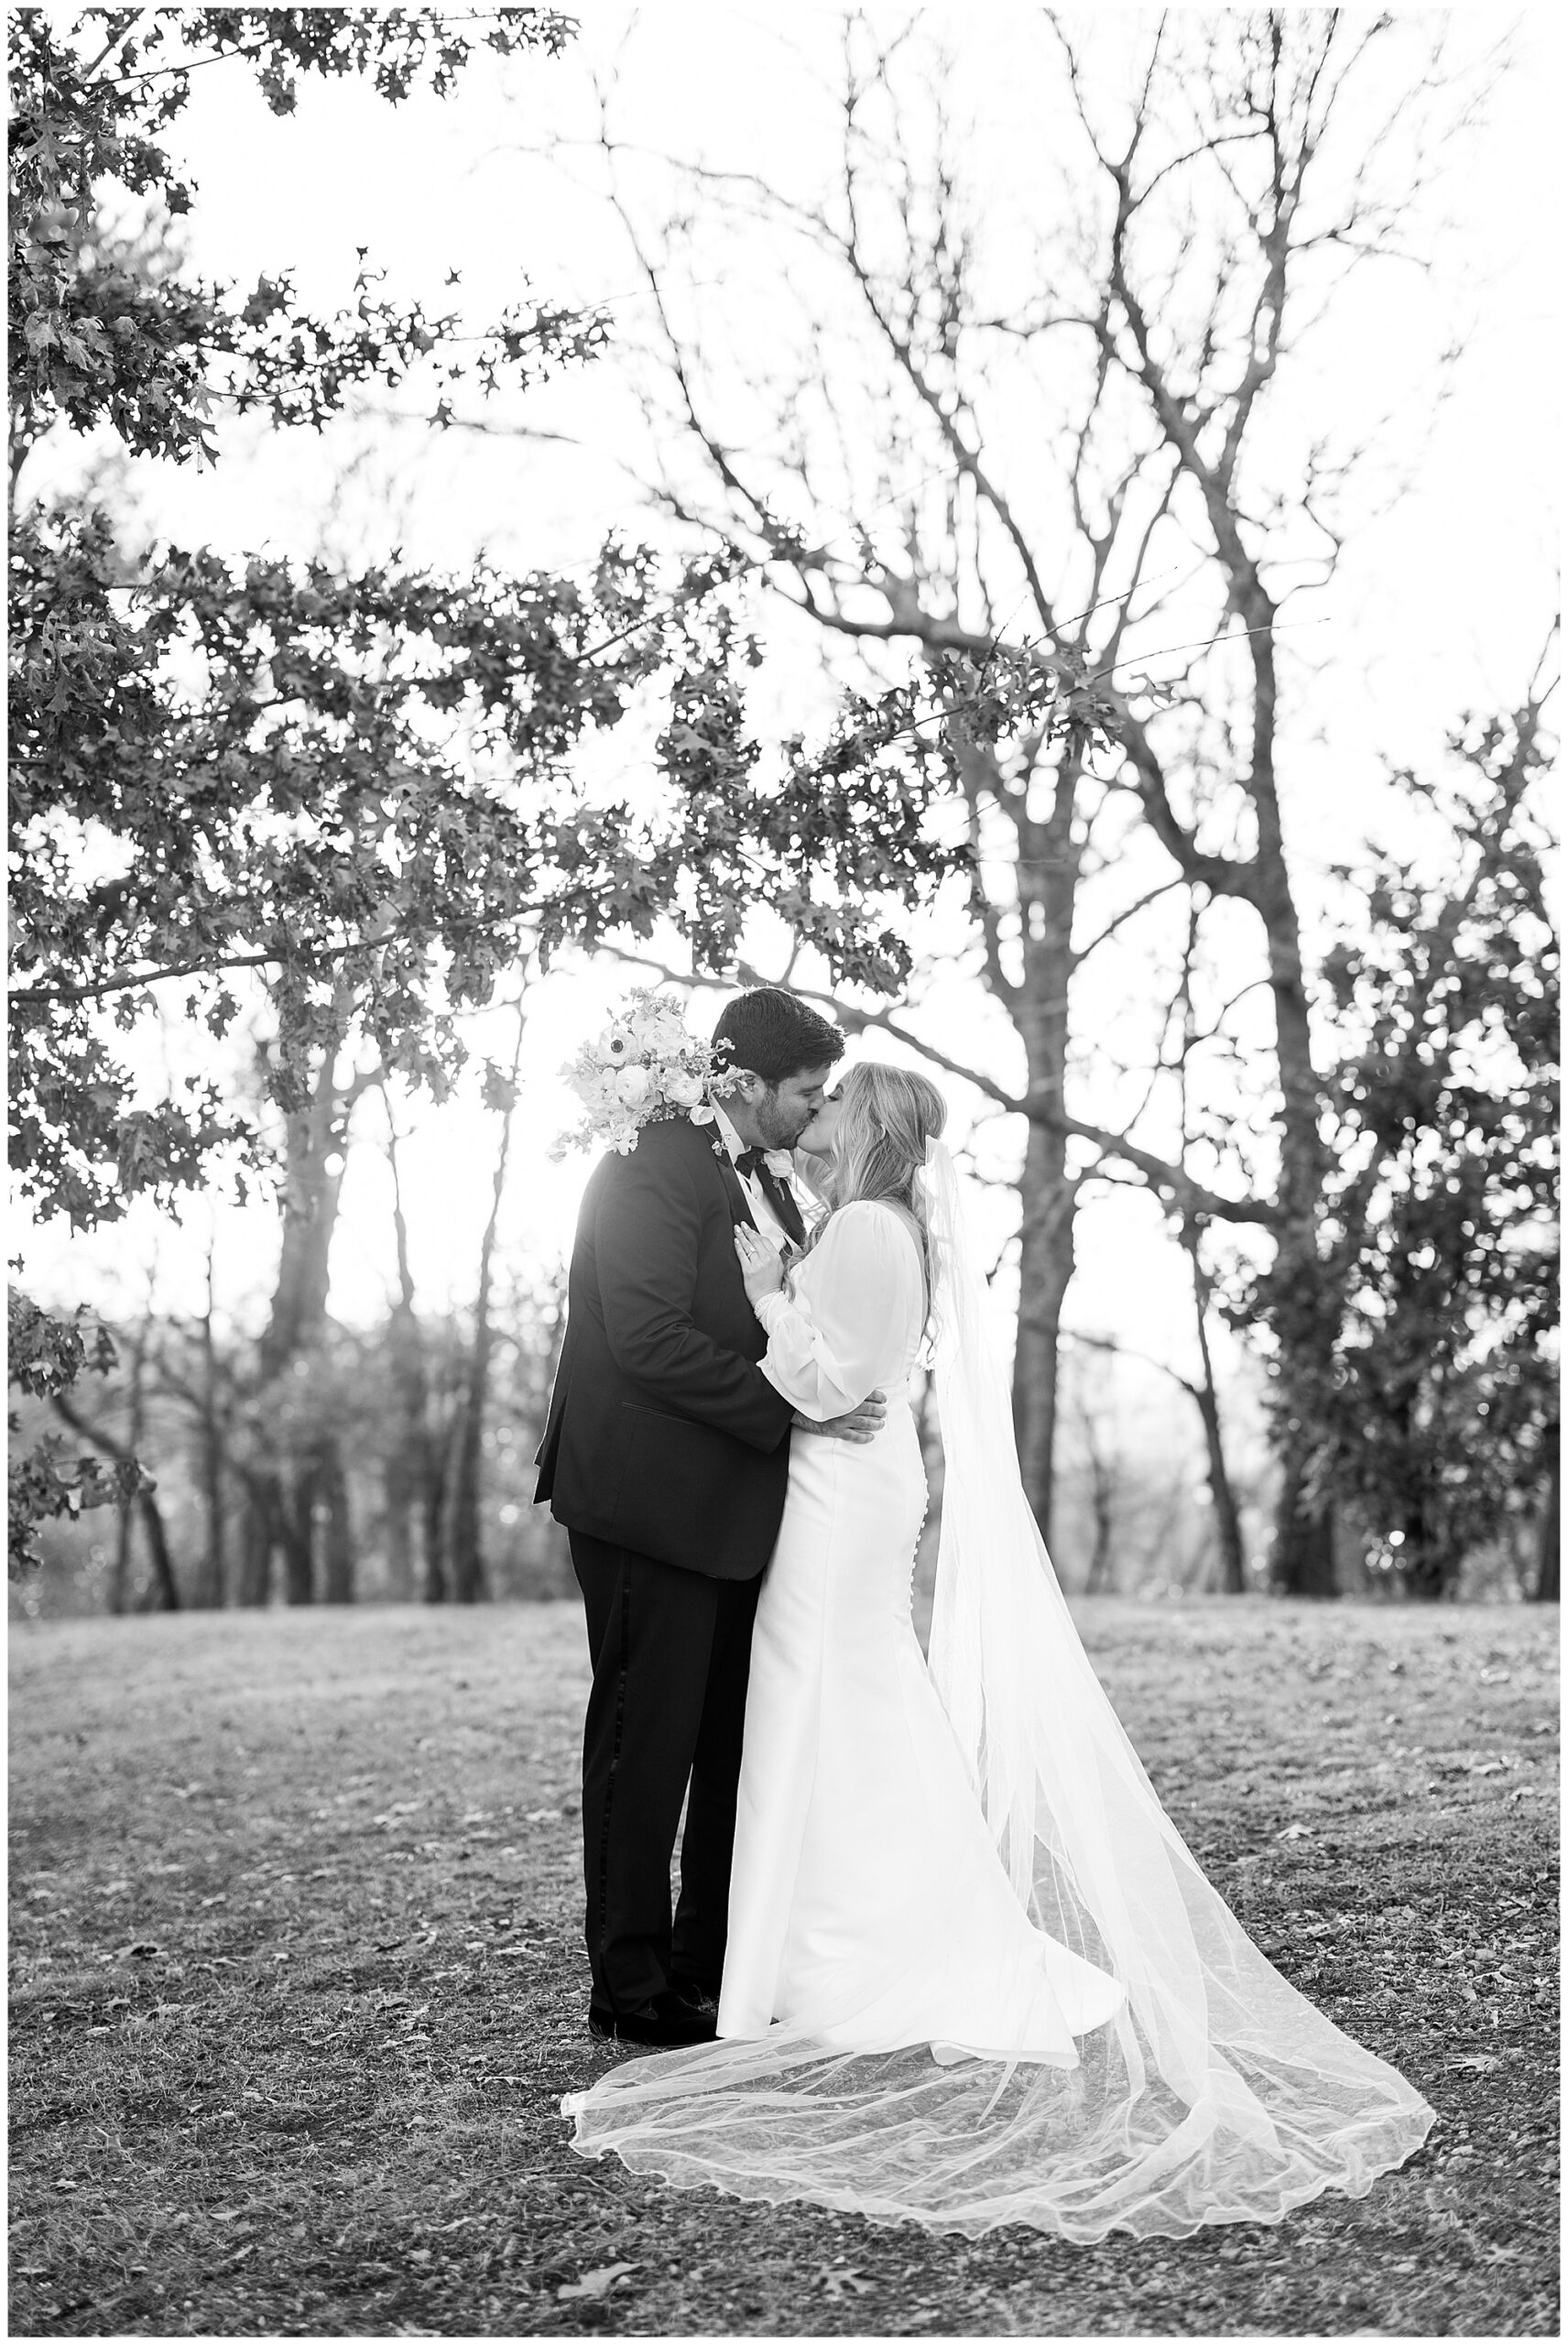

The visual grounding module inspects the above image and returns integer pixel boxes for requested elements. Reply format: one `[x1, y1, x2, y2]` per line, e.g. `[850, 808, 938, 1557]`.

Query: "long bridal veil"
[561, 1145, 1434, 2240]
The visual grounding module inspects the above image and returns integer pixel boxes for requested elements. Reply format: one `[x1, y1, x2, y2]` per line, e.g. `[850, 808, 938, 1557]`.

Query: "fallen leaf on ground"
[817, 2265, 876, 2298]
[558, 2262, 637, 2300]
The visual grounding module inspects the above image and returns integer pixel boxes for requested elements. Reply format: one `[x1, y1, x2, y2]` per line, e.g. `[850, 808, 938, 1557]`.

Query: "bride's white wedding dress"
[720, 1201, 1124, 2061]
[563, 1158, 1434, 2240]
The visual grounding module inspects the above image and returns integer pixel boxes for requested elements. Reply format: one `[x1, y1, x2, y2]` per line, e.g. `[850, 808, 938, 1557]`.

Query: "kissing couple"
[535, 987, 1432, 2240]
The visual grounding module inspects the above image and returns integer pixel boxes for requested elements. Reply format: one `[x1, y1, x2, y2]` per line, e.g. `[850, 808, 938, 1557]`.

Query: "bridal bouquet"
[550, 988, 724, 1159]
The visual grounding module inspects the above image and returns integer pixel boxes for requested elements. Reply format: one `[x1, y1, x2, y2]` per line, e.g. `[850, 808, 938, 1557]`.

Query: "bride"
[562, 1063, 1434, 2240]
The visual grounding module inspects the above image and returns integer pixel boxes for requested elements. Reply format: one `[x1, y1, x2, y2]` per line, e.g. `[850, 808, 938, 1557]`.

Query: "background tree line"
[549, 11, 1558, 1600]
[9, 5, 1097, 1598]
[14, 1217, 1546, 1620]
[9, 8, 1558, 1614]
[11, 1244, 572, 1619]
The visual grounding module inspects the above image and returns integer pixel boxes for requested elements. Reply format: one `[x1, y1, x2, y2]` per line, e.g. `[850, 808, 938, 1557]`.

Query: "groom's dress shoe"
[588, 1990, 718, 2047]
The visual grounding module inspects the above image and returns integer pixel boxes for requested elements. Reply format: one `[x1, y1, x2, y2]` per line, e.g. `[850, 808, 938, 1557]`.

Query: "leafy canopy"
[9, 6, 1091, 1235]
[7, 7, 1094, 1568]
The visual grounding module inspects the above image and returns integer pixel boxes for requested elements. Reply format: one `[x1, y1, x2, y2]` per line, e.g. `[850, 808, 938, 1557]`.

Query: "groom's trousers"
[570, 1532, 761, 2016]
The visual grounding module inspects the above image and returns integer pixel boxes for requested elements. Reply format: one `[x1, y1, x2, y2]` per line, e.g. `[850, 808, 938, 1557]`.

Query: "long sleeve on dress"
[755, 1202, 920, 1422]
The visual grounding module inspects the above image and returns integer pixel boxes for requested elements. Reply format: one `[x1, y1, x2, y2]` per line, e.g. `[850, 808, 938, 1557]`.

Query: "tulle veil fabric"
[561, 1144, 1434, 2239]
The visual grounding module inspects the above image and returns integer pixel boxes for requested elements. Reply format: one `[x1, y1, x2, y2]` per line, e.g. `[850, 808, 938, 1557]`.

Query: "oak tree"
[9, 7, 1084, 1578]
[560, 11, 1474, 1565]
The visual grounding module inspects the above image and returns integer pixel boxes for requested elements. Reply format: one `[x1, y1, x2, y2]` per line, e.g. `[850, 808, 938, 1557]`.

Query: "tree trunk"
[108, 1313, 149, 1614]
[380, 1338, 425, 1599]
[445, 996, 528, 1605]
[1401, 1497, 1454, 1602]
[381, 1087, 434, 1604]
[1083, 1455, 1115, 1594]
[241, 996, 355, 1600]
[1193, 1382, 1247, 1594]
[194, 1238, 226, 1608]
[445, 1388, 487, 1604]
[422, 1451, 450, 1604]
[256, 1069, 347, 1387]
[421, 1332, 456, 1603]
[1107, 165, 1340, 1590]
[51, 1391, 180, 1610]
[110, 1487, 134, 1616]
[383, 1451, 415, 1601]
[1183, 1230, 1247, 1594]
[317, 1435, 354, 1604]
[1271, 1449, 1339, 1598]
[1533, 1420, 1560, 1602]
[1238, 638, 1337, 1595]
[133, 1489, 181, 1612]
[237, 1471, 274, 1606]
[278, 1465, 315, 1606]
[1013, 1115, 1075, 1538]
[1008, 746, 1083, 1540]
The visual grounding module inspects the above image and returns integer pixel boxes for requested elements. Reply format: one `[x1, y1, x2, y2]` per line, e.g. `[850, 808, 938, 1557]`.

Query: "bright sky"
[16, 4, 1559, 1395]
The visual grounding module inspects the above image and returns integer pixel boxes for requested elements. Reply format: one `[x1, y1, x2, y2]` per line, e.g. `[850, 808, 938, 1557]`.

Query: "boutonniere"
[762, 1149, 796, 1179]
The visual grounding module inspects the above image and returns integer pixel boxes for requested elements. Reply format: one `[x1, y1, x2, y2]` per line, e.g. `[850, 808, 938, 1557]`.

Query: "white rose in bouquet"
[554, 991, 720, 1155]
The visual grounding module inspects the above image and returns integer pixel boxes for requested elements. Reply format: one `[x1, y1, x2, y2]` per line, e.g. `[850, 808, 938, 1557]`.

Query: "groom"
[535, 988, 885, 2045]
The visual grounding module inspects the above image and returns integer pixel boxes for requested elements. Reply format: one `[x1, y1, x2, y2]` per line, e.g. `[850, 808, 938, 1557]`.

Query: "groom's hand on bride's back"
[794, 1391, 887, 1444]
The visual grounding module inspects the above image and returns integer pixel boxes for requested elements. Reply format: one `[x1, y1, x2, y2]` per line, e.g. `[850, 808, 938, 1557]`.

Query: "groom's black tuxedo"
[535, 1115, 794, 1575]
[534, 1113, 796, 2022]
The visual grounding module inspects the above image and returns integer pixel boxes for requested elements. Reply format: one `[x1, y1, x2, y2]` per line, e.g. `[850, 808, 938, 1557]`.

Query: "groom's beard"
[756, 1105, 809, 1151]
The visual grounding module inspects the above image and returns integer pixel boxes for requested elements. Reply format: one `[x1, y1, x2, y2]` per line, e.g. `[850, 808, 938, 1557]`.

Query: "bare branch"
[1071, 877, 1186, 966]
[606, 948, 1275, 1227]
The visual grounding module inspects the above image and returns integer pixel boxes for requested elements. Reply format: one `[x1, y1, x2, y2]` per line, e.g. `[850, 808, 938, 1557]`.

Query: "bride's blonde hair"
[819, 1062, 947, 1227]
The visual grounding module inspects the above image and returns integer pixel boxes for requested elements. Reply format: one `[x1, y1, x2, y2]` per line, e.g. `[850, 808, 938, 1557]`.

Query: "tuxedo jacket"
[534, 1115, 795, 1579]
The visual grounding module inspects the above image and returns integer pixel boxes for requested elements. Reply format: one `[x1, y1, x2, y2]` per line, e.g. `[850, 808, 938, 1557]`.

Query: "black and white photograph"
[7, 4, 1559, 2338]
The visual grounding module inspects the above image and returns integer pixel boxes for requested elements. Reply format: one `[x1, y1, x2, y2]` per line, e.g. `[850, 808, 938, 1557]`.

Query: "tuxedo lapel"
[535, 1111, 794, 1585]
[714, 1152, 758, 1231]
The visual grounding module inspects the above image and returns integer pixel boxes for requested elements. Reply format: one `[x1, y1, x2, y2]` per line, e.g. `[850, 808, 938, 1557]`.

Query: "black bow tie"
[730, 1146, 807, 1247]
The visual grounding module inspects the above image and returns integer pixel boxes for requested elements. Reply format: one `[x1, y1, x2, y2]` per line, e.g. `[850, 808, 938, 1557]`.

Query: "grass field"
[8, 1598, 1558, 2339]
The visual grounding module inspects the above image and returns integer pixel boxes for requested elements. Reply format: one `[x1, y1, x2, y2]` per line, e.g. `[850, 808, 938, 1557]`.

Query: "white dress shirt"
[711, 1105, 817, 1255]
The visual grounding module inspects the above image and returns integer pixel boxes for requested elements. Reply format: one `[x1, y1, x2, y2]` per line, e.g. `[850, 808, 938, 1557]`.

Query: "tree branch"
[607, 948, 1275, 1227]
[1070, 877, 1185, 967]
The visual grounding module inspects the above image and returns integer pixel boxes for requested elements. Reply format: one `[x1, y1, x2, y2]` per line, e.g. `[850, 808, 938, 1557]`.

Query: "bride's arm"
[748, 1204, 911, 1423]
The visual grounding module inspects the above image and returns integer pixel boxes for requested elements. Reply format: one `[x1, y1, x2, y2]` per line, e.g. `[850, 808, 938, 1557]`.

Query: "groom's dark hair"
[713, 988, 845, 1085]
